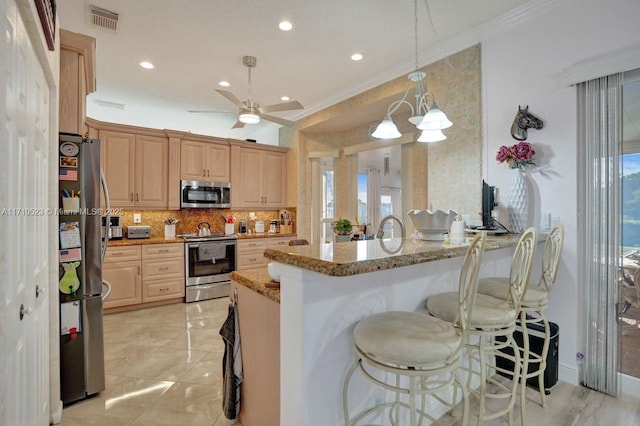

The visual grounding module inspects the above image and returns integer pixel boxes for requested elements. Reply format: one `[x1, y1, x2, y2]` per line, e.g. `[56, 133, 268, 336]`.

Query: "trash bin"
[495, 320, 559, 392]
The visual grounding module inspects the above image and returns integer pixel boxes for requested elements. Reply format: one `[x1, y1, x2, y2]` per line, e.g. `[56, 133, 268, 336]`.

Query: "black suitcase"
[495, 320, 559, 392]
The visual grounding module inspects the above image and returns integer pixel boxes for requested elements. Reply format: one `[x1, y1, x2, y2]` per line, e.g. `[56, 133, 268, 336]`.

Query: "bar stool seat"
[426, 293, 517, 328]
[354, 311, 461, 366]
[478, 277, 548, 306]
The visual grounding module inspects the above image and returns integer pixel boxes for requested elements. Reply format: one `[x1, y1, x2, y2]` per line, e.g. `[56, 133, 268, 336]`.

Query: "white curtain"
[578, 73, 623, 396]
[367, 168, 381, 230]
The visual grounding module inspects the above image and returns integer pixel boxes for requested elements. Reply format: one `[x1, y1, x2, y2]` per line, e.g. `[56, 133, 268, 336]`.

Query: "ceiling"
[57, 0, 531, 143]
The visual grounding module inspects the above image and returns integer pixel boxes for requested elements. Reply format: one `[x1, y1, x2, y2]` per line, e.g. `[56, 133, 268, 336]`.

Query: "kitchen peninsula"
[231, 234, 543, 425]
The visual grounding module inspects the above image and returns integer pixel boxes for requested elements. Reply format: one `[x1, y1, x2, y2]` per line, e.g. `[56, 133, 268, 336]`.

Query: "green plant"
[333, 218, 353, 235]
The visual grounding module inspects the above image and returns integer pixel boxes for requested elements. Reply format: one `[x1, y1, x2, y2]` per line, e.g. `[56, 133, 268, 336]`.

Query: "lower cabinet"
[103, 243, 184, 311]
[236, 237, 295, 270]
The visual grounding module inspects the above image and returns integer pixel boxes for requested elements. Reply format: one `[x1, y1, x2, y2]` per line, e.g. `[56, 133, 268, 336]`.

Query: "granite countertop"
[107, 236, 185, 246]
[231, 268, 281, 304]
[264, 233, 543, 277]
[236, 233, 297, 240]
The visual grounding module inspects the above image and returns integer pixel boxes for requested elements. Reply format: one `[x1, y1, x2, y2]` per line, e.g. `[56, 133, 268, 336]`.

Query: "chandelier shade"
[372, 117, 402, 139]
[417, 129, 446, 143]
[417, 102, 452, 130]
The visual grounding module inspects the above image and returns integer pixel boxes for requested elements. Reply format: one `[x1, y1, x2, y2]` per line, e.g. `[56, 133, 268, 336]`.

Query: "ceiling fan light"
[417, 129, 446, 143]
[239, 112, 260, 124]
[372, 117, 402, 139]
[417, 104, 453, 130]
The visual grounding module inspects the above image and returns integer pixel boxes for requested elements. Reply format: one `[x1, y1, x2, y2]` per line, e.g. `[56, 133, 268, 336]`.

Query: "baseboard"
[558, 362, 579, 386]
[50, 400, 63, 424]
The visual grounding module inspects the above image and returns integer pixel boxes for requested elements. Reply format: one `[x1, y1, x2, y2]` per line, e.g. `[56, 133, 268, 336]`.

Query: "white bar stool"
[426, 228, 538, 425]
[342, 232, 486, 426]
[476, 224, 564, 424]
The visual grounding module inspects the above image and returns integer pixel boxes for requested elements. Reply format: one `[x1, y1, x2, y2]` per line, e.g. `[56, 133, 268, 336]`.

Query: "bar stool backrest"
[539, 224, 564, 293]
[507, 228, 538, 314]
[455, 232, 487, 341]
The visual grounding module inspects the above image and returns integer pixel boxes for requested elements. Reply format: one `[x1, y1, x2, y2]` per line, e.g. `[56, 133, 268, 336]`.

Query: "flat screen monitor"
[481, 180, 496, 229]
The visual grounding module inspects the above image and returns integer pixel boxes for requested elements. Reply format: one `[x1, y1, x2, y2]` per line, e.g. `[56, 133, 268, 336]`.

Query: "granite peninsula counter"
[234, 234, 542, 426]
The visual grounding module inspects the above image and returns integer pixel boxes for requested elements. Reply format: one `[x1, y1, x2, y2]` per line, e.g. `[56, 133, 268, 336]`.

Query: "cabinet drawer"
[142, 258, 184, 280]
[105, 246, 141, 263]
[237, 239, 268, 252]
[237, 250, 267, 269]
[143, 278, 184, 302]
[267, 237, 293, 248]
[142, 243, 183, 258]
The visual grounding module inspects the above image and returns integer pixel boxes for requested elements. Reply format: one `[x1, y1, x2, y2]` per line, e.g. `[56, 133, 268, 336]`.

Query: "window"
[357, 173, 367, 224]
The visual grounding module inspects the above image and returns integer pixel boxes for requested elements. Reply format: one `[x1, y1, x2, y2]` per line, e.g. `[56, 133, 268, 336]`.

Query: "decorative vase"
[164, 224, 176, 239]
[334, 234, 352, 243]
[508, 169, 528, 233]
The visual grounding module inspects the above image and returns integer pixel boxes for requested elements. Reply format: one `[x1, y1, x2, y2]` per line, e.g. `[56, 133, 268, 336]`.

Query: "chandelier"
[371, 0, 452, 143]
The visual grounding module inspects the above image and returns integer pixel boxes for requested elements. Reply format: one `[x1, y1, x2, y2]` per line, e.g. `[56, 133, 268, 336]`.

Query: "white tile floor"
[59, 298, 240, 426]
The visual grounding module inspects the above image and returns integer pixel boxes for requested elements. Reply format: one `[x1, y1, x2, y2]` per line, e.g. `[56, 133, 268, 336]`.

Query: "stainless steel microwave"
[180, 180, 231, 208]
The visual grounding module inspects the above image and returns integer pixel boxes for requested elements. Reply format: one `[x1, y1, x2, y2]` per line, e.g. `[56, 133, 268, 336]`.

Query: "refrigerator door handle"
[100, 168, 111, 264]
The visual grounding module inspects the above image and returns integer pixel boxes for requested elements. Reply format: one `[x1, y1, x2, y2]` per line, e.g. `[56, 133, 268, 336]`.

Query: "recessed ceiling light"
[280, 96, 290, 101]
[139, 61, 154, 69]
[279, 21, 293, 31]
[218, 81, 230, 87]
[351, 53, 364, 61]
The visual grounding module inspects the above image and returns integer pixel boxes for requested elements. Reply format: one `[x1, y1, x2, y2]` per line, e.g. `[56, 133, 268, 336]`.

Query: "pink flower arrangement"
[496, 142, 536, 169]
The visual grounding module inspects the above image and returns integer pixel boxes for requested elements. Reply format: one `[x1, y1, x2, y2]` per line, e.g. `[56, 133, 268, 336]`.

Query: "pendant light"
[371, 0, 452, 141]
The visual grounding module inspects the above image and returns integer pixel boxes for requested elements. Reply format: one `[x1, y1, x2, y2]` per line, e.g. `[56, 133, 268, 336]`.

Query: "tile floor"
[619, 305, 640, 378]
[59, 298, 240, 426]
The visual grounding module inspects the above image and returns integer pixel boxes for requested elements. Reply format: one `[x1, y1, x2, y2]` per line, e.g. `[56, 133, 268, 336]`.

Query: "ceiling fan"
[212, 56, 304, 129]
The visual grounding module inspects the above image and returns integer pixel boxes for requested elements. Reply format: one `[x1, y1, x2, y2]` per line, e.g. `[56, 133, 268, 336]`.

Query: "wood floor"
[57, 298, 640, 425]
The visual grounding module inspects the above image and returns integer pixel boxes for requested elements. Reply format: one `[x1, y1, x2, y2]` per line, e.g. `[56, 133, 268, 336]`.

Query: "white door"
[0, 0, 51, 424]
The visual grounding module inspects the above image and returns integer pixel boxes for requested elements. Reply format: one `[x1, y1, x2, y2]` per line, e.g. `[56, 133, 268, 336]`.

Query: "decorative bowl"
[407, 209, 459, 241]
[267, 262, 281, 282]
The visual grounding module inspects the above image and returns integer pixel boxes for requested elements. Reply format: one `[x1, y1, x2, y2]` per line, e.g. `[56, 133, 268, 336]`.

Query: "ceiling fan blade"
[261, 113, 295, 127]
[258, 100, 304, 114]
[232, 120, 246, 129]
[215, 89, 246, 108]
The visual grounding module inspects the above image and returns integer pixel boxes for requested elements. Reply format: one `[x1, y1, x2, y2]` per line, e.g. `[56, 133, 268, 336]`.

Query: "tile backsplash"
[117, 208, 297, 237]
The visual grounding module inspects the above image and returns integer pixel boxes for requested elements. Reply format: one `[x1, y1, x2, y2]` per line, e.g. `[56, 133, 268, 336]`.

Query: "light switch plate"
[133, 213, 141, 224]
[542, 212, 551, 231]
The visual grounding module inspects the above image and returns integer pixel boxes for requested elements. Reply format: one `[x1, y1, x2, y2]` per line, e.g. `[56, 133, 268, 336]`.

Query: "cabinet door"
[180, 140, 207, 180]
[262, 151, 287, 208]
[234, 148, 263, 207]
[101, 130, 136, 207]
[135, 135, 168, 208]
[103, 260, 141, 309]
[59, 49, 82, 135]
[206, 143, 230, 182]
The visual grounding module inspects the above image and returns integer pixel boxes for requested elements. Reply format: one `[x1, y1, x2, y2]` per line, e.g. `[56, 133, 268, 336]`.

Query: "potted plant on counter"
[333, 218, 353, 243]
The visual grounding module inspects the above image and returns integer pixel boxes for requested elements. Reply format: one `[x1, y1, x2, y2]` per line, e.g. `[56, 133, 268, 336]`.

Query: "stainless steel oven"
[183, 234, 236, 302]
[180, 180, 231, 209]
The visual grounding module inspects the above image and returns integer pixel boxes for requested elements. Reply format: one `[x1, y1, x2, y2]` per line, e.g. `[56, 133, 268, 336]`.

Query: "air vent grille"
[89, 5, 119, 31]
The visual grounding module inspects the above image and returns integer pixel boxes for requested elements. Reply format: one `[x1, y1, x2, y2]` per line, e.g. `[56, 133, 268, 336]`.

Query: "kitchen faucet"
[376, 214, 406, 239]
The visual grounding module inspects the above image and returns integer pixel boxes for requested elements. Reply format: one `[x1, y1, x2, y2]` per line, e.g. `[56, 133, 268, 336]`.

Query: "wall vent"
[89, 5, 119, 32]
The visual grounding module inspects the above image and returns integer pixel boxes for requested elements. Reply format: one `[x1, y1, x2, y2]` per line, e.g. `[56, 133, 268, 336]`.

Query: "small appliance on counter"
[101, 216, 122, 240]
[127, 225, 151, 239]
[239, 220, 248, 234]
[255, 220, 265, 233]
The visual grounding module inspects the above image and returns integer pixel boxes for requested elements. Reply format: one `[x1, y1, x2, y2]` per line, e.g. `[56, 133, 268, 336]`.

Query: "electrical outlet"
[542, 212, 551, 231]
[133, 213, 141, 224]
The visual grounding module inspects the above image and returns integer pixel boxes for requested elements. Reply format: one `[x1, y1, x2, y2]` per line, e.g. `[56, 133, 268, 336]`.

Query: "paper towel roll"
[449, 220, 466, 243]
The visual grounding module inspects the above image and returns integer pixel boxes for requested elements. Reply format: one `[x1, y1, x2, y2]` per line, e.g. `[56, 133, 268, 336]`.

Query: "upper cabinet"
[180, 139, 230, 182]
[230, 143, 287, 209]
[59, 29, 96, 135]
[99, 129, 168, 209]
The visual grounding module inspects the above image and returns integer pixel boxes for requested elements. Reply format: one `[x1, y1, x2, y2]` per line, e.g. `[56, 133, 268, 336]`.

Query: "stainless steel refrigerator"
[58, 133, 110, 404]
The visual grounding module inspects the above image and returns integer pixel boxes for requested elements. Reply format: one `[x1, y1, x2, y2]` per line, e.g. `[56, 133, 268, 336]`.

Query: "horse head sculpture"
[510, 105, 543, 141]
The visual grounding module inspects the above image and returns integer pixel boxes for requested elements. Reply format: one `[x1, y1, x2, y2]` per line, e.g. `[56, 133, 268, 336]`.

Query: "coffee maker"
[239, 220, 247, 234]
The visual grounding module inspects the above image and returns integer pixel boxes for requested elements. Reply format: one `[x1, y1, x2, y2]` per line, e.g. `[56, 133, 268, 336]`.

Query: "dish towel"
[220, 299, 243, 422]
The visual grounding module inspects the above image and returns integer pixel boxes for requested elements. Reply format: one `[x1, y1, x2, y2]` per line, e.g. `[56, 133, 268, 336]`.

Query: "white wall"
[482, 0, 640, 383]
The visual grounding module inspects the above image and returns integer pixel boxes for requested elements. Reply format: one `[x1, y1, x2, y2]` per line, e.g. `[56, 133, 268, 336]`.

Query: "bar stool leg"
[519, 310, 530, 426]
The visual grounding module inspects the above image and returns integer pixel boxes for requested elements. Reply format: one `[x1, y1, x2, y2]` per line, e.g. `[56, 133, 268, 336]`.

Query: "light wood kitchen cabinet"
[100, 130, 168, 209]
[231, 144, 287, 209]
[141, 243, 184, 302]
[59, 29, 95, 135]
[236, 237, 295, 270]
[180, 139, 230, 182]
[103, 246, 142, 309]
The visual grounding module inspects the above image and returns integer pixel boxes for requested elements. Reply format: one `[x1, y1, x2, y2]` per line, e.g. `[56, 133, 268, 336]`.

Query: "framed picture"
[34, 0, 56, 51]
[59, 156, 78, 168]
